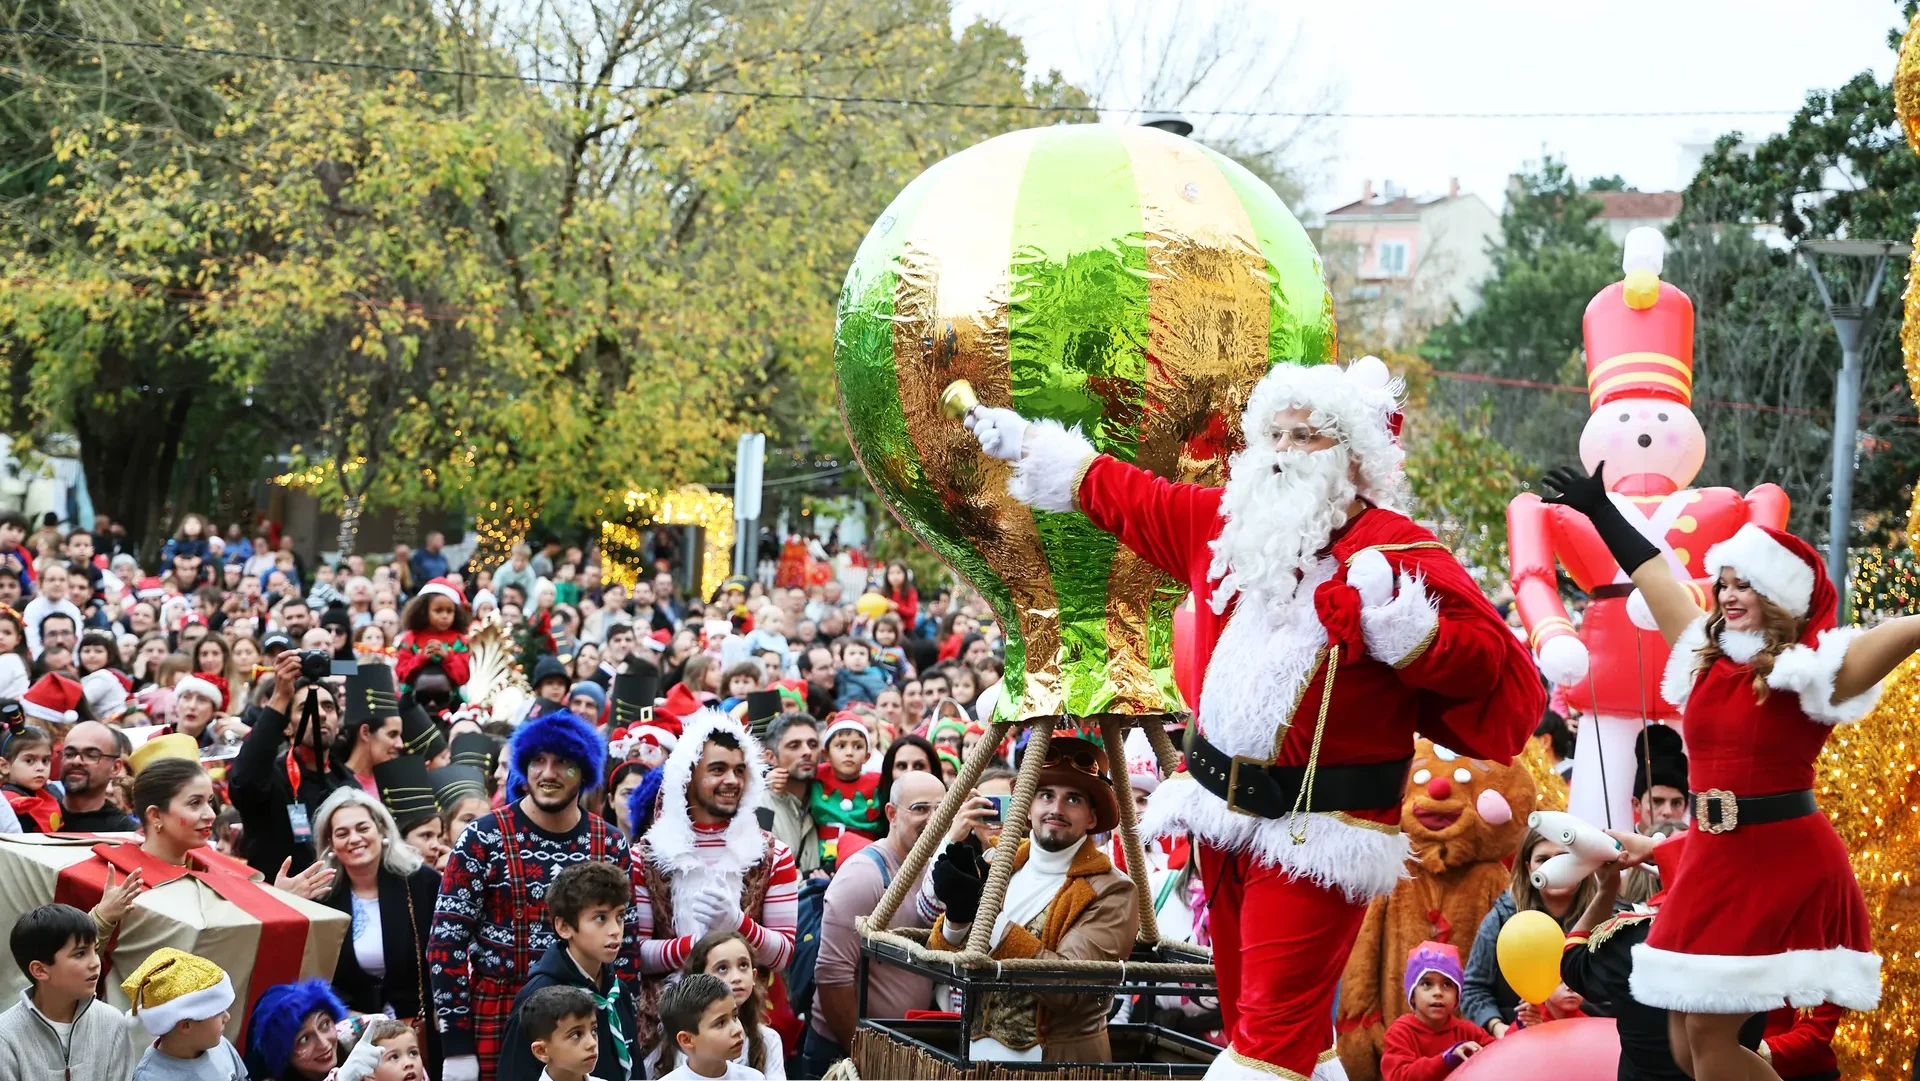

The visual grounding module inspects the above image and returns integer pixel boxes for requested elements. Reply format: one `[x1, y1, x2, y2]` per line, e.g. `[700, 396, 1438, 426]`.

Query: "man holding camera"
[229, 648, 350, 875]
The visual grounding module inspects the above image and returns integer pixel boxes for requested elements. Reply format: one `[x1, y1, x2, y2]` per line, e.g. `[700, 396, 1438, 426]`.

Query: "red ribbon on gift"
[52, 840, 310, 1038]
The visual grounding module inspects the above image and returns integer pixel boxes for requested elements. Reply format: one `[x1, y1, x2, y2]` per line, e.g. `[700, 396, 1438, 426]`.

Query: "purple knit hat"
[1404, 940, 1465, 1005]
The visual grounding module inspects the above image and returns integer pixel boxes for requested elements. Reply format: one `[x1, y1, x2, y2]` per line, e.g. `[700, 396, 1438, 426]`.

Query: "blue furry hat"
[626, 763, 664, 838]
[508, 706, 607, 799]
[244, 979, 346, 1079]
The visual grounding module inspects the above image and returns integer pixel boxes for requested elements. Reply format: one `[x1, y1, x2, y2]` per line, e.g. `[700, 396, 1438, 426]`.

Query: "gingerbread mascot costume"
[1507, 227, 1788, 829]
[964, 357, 1541, 1079]
[1334, 737, 1537, 1080]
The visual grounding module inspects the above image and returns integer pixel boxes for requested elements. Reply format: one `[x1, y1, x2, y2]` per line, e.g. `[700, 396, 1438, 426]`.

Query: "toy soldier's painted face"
[1579, 396, 1705, 489]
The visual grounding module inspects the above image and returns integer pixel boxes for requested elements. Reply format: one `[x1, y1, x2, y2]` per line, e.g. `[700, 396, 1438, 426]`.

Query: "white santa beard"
[1207, 444, 1357, 613]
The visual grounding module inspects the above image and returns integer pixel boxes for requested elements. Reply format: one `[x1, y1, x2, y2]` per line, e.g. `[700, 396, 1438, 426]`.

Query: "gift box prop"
[0, 835, 348, 1040]
[834, 119, 1341, 1074]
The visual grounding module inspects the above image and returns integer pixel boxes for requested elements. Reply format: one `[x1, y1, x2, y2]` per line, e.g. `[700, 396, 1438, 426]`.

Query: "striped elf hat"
[836, 124, 1333, 728]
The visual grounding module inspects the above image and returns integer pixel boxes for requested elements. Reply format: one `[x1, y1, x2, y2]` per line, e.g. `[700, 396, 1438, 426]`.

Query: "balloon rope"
[864, 718, 1013, 934]
[964, 723, 1054, 957]
[1139, 712, 1183, 777]
[1100, 713, 1162, 946]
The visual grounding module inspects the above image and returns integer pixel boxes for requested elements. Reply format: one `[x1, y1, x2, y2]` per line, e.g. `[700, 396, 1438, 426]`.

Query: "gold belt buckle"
[1696, 788, 1739, 834]
[1226, 755, 1268, 818]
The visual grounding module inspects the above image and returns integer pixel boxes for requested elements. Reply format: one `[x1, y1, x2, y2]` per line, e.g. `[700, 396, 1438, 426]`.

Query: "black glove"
[931, 841, 989, 925]
[1541, 462, 1660, 576]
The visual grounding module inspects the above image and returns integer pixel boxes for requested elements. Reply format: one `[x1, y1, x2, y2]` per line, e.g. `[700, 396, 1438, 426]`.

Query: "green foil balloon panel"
[834, 124, 1334, 724]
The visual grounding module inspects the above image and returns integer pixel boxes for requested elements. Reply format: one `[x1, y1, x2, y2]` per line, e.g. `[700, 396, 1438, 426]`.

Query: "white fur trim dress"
[1633, 617, 1881, 1013]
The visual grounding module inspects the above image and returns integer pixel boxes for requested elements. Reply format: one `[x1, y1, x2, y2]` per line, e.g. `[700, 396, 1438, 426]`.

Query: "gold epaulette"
[1587, 911, 1654, 952]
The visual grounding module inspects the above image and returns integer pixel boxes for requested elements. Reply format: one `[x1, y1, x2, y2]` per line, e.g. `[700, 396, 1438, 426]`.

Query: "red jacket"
[1380, 1013, 1491, 1081]
[1762, 1004, 1842, 1078]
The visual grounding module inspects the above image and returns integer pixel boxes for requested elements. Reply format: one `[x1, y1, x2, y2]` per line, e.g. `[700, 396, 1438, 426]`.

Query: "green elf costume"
[809, 714, 882, 869]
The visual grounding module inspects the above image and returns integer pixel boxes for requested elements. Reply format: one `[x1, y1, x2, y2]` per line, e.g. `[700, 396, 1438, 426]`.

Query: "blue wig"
[626, 763, 665, 838]
[244, 979, 346, 1080]
[507, 706, 607, 800]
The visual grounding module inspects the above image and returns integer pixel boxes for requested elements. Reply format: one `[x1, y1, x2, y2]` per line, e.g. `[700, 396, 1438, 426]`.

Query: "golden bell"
[939, 379, 979, 419]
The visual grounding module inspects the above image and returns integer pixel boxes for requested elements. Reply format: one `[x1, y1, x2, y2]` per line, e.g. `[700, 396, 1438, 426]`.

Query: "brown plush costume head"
[1401, 738, 1536, 876]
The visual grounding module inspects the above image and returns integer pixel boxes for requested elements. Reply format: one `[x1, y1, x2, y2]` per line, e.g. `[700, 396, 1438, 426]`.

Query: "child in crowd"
[499, 861, 638, 1081]
[394, 577, 473, 692]
[830, 638, 887, 708]
[522, 986, 604, 1081]
[717, 662, 763, 715]
[1381, 942, 1491, 1081]
[655, 974, 758, 1080]
[689, 931, 782, 1078]
[336, 1018, 426, 1081]
[0, 903, 141, 1081]
[0, 724, 60, 831]
[124, 947, 248, 1081]
[809, 714, 881, 869]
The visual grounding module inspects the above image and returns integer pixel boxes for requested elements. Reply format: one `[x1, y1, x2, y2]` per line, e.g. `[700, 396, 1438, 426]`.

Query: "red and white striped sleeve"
[741, 838, 799, 969]
[630, 846, 695, 974]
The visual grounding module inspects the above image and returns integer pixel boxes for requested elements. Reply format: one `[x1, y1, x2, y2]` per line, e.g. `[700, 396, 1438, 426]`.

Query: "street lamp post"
[1795, 238, 1909, 593]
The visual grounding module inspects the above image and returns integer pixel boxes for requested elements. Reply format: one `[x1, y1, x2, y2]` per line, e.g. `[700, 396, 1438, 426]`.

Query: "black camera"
[298, 649, 333, 684]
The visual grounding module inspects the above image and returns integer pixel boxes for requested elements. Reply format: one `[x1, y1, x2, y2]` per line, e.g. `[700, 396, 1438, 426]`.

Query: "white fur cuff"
[1007, 420, 1095, 513]
[1631, 942, 1881, 1012]
[1767, 626, 1883, 725]
[1660, 616, 1710, 708]
[1359, 573, 1438, 668]
[1142, 774, 1411, 903]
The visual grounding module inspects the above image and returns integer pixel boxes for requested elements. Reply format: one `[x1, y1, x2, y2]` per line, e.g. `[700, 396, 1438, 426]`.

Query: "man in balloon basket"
[965, 357, 1543, 1079]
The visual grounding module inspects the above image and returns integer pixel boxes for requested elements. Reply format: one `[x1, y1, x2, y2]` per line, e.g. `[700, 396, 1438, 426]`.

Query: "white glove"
[712, 891, 744, 934]
[682, 889, 728, 931]
[335, 1036, 385, 1081]
[1347, 549, 1395, 609]
[963, 406, 1027, 462]
[1538, 635, 1590, 685]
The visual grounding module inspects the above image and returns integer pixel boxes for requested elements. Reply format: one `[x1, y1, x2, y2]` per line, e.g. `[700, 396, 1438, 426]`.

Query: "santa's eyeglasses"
[1269, 424, 1336, 451]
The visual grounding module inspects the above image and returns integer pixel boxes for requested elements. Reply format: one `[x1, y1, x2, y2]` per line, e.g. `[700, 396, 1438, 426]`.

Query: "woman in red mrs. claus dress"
[1543, 462, 1895, 1081]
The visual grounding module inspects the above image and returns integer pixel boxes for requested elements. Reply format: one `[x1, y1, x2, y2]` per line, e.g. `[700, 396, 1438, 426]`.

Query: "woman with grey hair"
[311, 787, 443, 1074]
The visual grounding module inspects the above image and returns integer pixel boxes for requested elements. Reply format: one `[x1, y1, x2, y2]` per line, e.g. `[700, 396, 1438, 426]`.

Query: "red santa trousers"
[1203, 841, 1368, 1078]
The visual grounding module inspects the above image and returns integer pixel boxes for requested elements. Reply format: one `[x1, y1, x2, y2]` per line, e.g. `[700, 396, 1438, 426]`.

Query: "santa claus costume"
[1629, 523, 1882, 1015]
[970, 358, 1542, 1079]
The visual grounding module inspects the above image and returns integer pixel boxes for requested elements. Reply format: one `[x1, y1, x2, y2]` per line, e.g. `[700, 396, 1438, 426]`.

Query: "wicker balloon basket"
[848, 713, 1219, 1079]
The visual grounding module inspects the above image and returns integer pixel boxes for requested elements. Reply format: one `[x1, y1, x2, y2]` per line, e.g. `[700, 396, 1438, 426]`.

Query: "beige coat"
[930, 838, 1138, 1062]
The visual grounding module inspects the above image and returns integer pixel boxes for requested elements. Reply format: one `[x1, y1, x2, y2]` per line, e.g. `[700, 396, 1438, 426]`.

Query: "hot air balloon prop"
[834, 122, 1335, 726]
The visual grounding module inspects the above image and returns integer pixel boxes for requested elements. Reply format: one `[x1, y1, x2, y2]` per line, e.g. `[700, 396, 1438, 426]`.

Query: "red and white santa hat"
[21, 672, 84, 726]
[644, 629, 671, 653]
[1703, 524, 1819, 618]
[173, 675, 224, 710]
[630, 723, 678, 753]
[822, 712, 871, 747]
[416, 577, 465, 604]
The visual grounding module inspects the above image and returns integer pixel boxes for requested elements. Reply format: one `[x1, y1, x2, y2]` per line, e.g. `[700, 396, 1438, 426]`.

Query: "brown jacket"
[929, 837, 1138, 1062]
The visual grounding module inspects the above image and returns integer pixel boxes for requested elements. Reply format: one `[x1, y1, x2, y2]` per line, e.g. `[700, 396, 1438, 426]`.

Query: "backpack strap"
[862, 844, 893, 889]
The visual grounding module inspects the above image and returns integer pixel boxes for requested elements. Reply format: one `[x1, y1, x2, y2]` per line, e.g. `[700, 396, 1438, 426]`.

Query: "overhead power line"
[0, 27, 1799, 121]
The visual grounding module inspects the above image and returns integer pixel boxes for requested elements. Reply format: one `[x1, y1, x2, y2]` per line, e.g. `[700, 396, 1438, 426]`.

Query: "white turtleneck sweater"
[949, 834, 1087, 1063]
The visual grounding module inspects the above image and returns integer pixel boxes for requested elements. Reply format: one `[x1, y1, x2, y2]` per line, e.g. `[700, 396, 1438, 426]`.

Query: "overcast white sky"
[950, 0, 1903, 216]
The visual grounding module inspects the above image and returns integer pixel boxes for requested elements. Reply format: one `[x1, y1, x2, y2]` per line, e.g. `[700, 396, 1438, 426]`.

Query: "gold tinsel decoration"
[1824, 17, 1920, 1075]
[1518, 735, 1570, 813]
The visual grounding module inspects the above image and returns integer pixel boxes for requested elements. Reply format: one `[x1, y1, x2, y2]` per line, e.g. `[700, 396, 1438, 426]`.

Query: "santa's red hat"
[21, 673, 84, 726]
[415, 577, 464, 604]
[644, 629, 671, 653]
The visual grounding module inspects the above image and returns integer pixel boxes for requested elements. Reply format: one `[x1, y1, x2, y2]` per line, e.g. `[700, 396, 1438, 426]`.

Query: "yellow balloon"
[1495, 909, 1567, 1005]
[855, 592, 891, 620]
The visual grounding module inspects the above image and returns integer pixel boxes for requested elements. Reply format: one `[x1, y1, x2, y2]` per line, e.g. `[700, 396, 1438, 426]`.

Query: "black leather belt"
[1693, 788, 1817, 834]
[1184, 730, 1409, 819]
